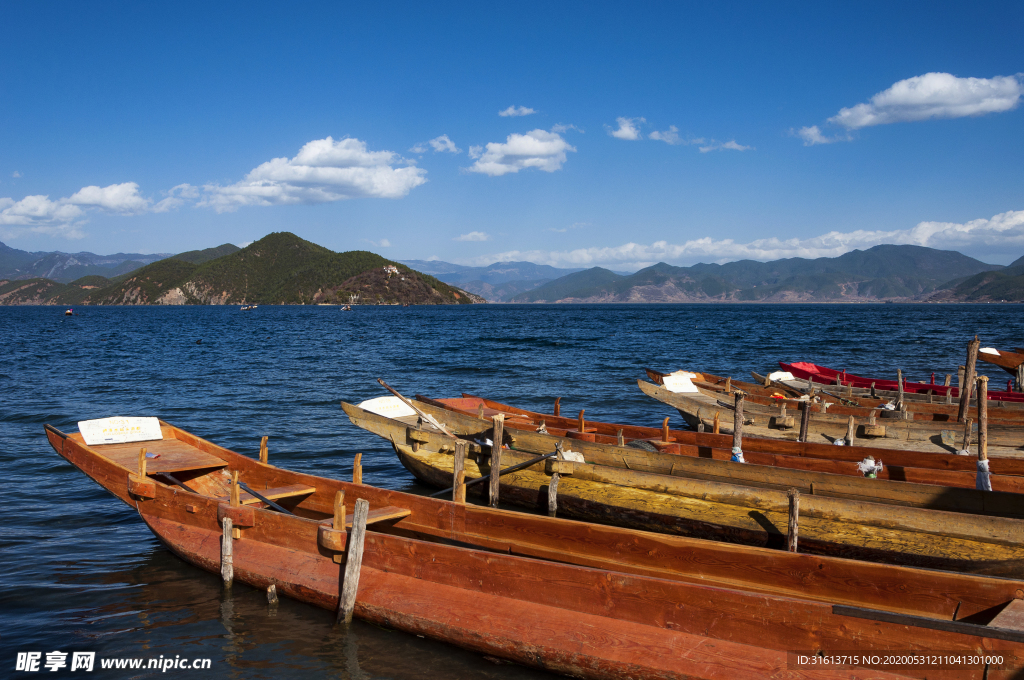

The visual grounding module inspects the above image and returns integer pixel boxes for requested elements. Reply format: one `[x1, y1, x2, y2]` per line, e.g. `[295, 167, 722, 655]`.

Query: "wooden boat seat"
[218, 484, 316, 506]
[89, 438, 227, 474]
[989, 599, 1024, 631]
[320, 506, 412, 528]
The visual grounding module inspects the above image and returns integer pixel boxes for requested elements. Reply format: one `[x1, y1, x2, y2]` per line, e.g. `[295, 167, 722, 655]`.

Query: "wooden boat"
[781, 361, 1024, 403]
[344, 399, 1024, 575]
[979, 347, 1024, 377]
[638, 378, 1024, 455]
[650, 368, 1024, 421]
[42, 420, 1024, 679]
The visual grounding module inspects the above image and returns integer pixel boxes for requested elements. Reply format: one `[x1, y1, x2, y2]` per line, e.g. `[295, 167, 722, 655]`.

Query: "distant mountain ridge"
[510, 245, 1008, 303]
[0, 233, 476, 306]
[400, 259, 591, 301]
[0, 241, 172, 283]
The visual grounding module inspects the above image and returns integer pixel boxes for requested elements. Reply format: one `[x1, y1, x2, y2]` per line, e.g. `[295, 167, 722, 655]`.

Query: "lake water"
[2, 303, 1022, 678]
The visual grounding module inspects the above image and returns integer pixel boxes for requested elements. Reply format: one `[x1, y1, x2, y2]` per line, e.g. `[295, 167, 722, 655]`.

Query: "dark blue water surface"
[2, 303, 1023, 678]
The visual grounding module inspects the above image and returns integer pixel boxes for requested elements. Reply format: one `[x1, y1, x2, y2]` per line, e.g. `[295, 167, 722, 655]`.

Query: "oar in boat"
[378, 378, 456, 438]
[239, 481, 296, 515]
[429, 448, 560, 498]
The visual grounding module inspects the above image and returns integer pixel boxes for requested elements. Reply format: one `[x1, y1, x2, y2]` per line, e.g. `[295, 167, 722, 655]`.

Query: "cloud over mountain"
[467, 129, 576, 176]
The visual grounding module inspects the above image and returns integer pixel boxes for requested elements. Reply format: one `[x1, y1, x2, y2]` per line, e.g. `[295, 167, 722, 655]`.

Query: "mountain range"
[508, 245, 1016, 303]
[401, 260, 593, 302]
[0, 241, 172, 282]
[0, 233, 475, 306]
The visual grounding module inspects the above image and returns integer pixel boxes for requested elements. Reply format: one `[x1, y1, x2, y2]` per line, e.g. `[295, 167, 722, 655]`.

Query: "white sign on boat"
[358, 396, 417, 418]
[78, 417, 163, 446]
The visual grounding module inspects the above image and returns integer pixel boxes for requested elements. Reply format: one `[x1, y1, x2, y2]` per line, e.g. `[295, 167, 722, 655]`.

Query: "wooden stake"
[845, 415, 855, 444]
[138, 448, 147, 477]
[1017, 364, 1024, 394]
[267, 584, 279, 604]
[489, 414, 504, 508]
[337, 498, 369, 624]
[616, 429, 625, 446]
[578, 409, 585, 433]
[353, 453, 362, 484]
[221, 517, 233, 587]
[725, 377, 731, 394]
[713, 411, 720, 435]
[230, 471, 240, 507]
[962, 417, 973, 452]
[896, 369, 904, 408]
[333, 490, 345, 530]
[978, 376, 989, 462]
[799, 401, 810, 443]
[870, 382, 876, 399]
[452, 440, 467, 503]
[787, 489, 800, 552]
[944, 374, 952, 387]
[547, 473, 559, 517]
[259, 436, 268, 464]
[958, 337, 980, 422]
[662, 417, 670, 443]
[454, 470, 466, 504]
[732, 392, 745, 451]
[477, 403, 484, 419]
[553, 397, 560, 417]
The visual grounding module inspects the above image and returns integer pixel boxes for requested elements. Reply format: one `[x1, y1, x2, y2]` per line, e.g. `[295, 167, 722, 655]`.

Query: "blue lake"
[2, 303, 1021, 677]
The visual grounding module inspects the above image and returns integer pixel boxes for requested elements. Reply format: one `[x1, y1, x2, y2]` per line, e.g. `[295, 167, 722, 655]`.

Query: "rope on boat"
[977, 459, 992, 491]
[856, 457, 883, 478]
[730, 447, 745, 463]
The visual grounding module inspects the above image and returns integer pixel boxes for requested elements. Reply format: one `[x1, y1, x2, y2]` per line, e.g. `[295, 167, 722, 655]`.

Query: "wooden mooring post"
[452, 440, 467, 503]
[787, 488, 800, 552]
[977, 376, 991, 491]
[798, 401, 810, 442]
[958, 337, 981, 422]
[731, 392, 745, 461]
[221, 517, 233, 588]
[337, 498, 369, 625]
[489, 414, 504, 507]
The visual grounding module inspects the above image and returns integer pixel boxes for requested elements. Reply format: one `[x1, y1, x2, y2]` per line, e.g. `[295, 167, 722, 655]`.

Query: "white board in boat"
[78, 416, 163, 446]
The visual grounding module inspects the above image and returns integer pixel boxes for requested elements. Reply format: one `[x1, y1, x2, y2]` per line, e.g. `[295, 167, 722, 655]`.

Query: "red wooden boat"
[780, 361, 1024, 402]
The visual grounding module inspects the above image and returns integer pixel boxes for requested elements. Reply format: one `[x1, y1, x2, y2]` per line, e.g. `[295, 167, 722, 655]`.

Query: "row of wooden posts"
[213, 440, 370, 625]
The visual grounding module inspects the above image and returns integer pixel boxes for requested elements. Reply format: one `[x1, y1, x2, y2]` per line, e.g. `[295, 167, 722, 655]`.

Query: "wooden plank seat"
[217, 484, 316, 506]
[321, 506, 412, 528]
[89, 438, 226, 474]
[990, 599, 1024, 631]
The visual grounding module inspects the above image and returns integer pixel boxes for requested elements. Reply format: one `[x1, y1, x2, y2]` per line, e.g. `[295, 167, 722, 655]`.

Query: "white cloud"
[499, 105, 536, 117]
[428, 135, 460, 153]
[830, 72, 1023, 130]
[793, 125, 851, 146]
[551, 123, 583, 134]
[466, 129, 576, 176]
[461, 209, 1024, 269]
[608, 117, 645, 140]
[198, 137, 427, 213]
[648, 125, 682, 145]
[0, 182, 150, 239]
[698, 139, 753, 153]
[455, 231, 490, 242]
[549, 221, 590, 233]
[152, 184, 200, 212]
[12, 171, 22, 178]
[379, 238, 391, 247]
[237, 240, 254, 248]
[409, 143, 428, 153]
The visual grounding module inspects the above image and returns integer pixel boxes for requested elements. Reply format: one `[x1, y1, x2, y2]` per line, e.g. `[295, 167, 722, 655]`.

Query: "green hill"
[0, 232, 476, 306]
[511, 245, 1005, 303]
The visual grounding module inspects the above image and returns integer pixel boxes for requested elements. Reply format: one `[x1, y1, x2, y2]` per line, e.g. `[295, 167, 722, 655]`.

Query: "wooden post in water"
[958, 337, 981, 422]
[732, 392, 745, 452]
[845, 415, 855, 444]
[259, 436, 268, 464]
[452, 440, 467, 503]
[353, 453, 362, 484]
[267, 584, 279, 605]
[337, 498, 369, 625]
[799, 401, 810, 443]
[489, 414, 504, 508]
[334, 490, 345, 531]
[221, 517, 233, 587]
[787, 488, 800, 552]
[139, 448, 147, 477]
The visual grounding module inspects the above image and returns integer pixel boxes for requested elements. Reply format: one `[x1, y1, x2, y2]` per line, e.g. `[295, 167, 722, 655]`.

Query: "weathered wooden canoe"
[420, 392, 1024, 488]
[782, 361, 1024, 402]
[639, 378, 1024, 455]
[649, 368, 1024, 421]
[344, 400, 1024, 576]
[42, 421, 1024, 678]
[979, 347, 1024, 377]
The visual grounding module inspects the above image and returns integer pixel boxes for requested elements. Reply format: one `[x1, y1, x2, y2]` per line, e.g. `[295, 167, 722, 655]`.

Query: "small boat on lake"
[344, 396, 1024, 575]
[48, 418, 1024, 679]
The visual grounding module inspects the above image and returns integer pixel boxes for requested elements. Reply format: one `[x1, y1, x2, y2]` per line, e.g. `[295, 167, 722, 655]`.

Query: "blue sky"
[1, 1, 1022, 269]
